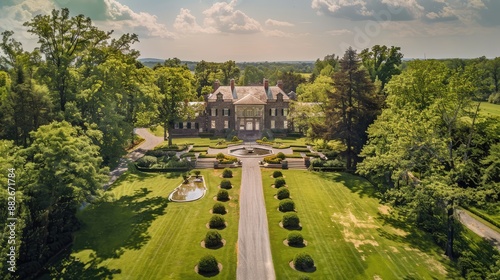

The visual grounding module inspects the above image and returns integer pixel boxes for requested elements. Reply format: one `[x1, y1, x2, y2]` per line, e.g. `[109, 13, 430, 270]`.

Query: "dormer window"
[216, 92, 223, 101]
[277, 92, 283, 102]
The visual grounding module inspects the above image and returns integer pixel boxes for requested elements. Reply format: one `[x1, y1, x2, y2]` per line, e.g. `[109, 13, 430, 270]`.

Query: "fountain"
[229, 146, 272, 157]
[168, 176, 207, 202]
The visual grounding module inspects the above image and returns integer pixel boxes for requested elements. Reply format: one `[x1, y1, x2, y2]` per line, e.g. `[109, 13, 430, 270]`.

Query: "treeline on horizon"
[0, 7, 499, 279]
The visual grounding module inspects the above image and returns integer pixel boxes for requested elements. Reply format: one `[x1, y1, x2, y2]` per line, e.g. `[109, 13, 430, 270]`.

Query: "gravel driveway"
[237, 157, 276, 280]
[457, 209, 500, 251]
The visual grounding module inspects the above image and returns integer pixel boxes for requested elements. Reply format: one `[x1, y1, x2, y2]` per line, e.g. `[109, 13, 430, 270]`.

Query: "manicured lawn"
[480, 102, 500, 117]
[46, 168, 241, 279]
[262, 170, 456, 279]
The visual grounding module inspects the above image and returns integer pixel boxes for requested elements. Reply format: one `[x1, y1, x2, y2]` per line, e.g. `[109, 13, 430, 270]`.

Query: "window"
[211, 108, 217, 116]
[223, 108, 230, 116]
[270, 108, 276, 116]
[284, 120, 288, 129]
[224, 120, 229, 129]
[216, 92, 223, 101]
[283, 108, 289, 116]
[271, 120, 275, 129]
[211, 120, 216, 129]
[183, 122, 187, 129]
[174, 123, 179, 129]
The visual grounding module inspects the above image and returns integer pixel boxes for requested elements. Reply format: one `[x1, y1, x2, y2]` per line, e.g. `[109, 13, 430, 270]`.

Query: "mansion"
[171, 79, 291, 140]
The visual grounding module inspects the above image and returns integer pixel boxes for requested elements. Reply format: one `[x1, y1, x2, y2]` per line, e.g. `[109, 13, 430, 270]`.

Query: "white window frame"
[271, 120, 275, 129]
[224, 120, 229, 129]
[211, 120, 216, 129]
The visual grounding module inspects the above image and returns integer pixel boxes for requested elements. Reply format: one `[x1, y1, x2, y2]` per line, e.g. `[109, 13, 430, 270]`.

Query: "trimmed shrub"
[198, 255, 219, 274]
[193, 170, 201, 178]
[231, 136, 240, 142]
[209, 214, 226, 228]
[262, 137, 269, 142]
[212, 203, 226, 214]
[274, 178, 286, 188]
[220, 179, 232, 189]
[279, 199, 295, 212]
[293, 253, 314, 271]
[216, 189, 229, 201]
[136, 155, 157, 167]
[282, 213, 300, 229]
[276, 152, 286, 160]
[204, 230, 223, 248]
[222, 168, 233, 178]
[272, 170, 283, 178]
[276, 188, 290, 200]
[287, 232, 304, 246]
[216, 152, 225, 161]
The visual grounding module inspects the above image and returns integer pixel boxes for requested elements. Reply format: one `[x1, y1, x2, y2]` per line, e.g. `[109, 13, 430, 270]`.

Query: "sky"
[0, 0, 499, 62]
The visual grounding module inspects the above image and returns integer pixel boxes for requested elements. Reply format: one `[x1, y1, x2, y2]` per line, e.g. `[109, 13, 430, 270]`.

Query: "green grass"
[262, 170, 456, 279]
[46, 168, 241, 279]
[480, 102, 500, 117]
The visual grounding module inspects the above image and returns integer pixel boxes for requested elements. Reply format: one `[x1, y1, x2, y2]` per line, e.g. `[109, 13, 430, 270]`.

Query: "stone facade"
[170, 78, 290, 140]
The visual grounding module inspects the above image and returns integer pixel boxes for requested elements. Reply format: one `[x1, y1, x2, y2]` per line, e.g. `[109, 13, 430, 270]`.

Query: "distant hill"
[138, 58, 314, 73]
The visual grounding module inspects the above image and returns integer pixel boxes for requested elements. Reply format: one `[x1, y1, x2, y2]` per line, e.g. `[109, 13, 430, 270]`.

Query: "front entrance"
[246, 121, 253, 131]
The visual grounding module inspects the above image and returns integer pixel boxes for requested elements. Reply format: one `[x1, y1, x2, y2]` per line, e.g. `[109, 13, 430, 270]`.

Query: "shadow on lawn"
[73, 187, 169, 260]
[317, 172, 381, 199]
[47, 253, 121, 279]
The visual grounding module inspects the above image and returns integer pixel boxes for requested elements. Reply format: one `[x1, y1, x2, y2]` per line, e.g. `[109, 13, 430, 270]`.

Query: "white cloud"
[202, 0, 262, 33]
[100, 0, 175, 39]
[0, 0, 175, 40]
[264, 29, 294, 37]
[0, 0, 56, 39]
[265, 19, 294, 27]
[174, 8, 216, 34]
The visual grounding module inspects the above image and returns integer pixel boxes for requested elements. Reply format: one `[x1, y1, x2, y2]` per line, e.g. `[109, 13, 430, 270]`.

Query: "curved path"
[104, 128, 164, 189]
[457, 209, 500, 251]
[237, 157, 276, 280]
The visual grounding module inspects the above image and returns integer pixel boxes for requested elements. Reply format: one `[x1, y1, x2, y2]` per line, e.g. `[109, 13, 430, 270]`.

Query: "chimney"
[277, 80, 283, 90]
[230, 79, 235, 92]
[263, 78, 269, 91]
[213, 79, 220, 91]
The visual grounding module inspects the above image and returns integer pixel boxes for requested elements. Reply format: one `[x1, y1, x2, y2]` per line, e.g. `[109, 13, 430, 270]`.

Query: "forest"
[0, 7, 499, 279]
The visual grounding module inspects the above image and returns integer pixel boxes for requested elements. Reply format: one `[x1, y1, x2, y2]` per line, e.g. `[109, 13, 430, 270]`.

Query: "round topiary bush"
[209, 214, 226, 229]
[276, 188, 290, 200]
[276, 152, 286, 160]
[282, 213, 300, 229]
[212, 202, 226, 214]
[273, 170, 283, 178]
[222, 168, 233, 178]
[216, 189, 229, 201]
[293, 253, 315, 271]
[220, 179, 232, 189]
[193, 170, 201, 178]
[232, 136, 240, 142]
[274, 178, 286, 188]
[204, 230, 223, 248]
[198, 254, 219, 274]
[216, 152, 225, 161]
[287, 232, 304, 246]
[279, 199, 295, 212]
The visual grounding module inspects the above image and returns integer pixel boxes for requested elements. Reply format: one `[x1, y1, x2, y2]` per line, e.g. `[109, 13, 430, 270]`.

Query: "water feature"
[168, 176, 206, 202]
[230, 147, 272, 156]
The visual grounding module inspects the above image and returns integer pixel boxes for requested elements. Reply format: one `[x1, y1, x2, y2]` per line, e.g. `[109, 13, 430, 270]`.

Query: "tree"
[276, 71, 305, 93]
[239, 65, 264, 86]
[17, 121, 108, 277]
[319, 47, 379, 170]
[358, 60, 484, 259]
[154, 67, 195, 145]
[360, 45, 403, 91]
[488, 57, 500, 93]
[220, 60, 240, 85]
[24, 8, 111, 112]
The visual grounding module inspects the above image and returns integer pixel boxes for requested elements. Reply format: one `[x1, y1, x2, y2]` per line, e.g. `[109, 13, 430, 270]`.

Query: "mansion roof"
[207, 79, 289, 105]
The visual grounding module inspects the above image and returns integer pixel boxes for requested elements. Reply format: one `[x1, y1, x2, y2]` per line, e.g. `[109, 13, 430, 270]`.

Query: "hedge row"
[465, 207, 500, 229]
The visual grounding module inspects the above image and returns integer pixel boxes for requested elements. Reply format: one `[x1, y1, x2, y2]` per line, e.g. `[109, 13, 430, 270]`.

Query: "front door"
[246, 121, 253, 131]
[255, 121, 260, 131]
